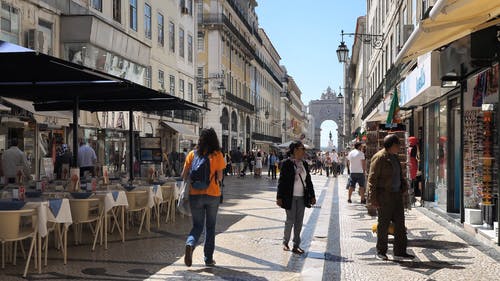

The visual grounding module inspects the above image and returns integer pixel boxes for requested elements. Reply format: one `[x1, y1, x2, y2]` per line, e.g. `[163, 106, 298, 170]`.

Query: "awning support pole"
[129, 111, 134, 182]
[72, 96, 79, 168]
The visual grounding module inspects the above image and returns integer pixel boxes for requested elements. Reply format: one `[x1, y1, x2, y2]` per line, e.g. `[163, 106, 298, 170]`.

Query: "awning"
[0, 41, 207, 113]
[396, 0, 500, 63]
[160, 121, 198, 139]
[0, 104, 10, 112]
[3, 98, 72, 119]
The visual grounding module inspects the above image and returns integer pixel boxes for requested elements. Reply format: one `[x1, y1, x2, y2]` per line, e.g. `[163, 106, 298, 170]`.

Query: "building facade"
[349, 0, 500, 244]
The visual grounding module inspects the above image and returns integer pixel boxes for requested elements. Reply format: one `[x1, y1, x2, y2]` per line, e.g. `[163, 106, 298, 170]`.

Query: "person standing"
[230, 147, 243, 176]
[268, 152, 277, 179]
[277, 141, 316, 254]
[55, 144, 72, 179]
[324, 152, 332, 177]
[182, 128, 226, 267]
[2, 138, 30, 183]
[78, 141, 97, 177]
[331, 149, 339, 177]
[367, 134, 414, 261]
[254, 151, 263, 177]
[346, 143, 367, 204]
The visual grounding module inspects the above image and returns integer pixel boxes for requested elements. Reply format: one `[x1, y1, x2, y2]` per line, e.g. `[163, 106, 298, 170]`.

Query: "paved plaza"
[1, 174, 499, 281]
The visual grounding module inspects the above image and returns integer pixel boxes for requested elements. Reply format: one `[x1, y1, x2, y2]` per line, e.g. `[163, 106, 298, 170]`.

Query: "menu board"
[140, 137, 161, 149]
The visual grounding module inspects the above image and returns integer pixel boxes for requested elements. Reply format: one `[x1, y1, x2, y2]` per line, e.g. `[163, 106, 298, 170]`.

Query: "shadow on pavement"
[176, 266, 269, 281]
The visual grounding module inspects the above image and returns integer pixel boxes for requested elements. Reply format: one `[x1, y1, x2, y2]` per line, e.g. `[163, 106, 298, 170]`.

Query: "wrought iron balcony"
[225, 91, 255, 112]
[172, 110, 200, 123]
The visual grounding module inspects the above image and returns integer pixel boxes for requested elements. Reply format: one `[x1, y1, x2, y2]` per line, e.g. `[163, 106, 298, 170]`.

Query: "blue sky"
[256, 0, 366, 149]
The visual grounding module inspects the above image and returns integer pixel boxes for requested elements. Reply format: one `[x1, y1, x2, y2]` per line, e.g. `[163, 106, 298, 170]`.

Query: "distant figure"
[268, 151, 277, 179]
[346, 142, 367, 204]
[78, 141, 97, 177]
[254, 152, 263, 177]
[55, 144, 72, 179]
[230, 147, 243, 176]
[2, 138, 30, 183]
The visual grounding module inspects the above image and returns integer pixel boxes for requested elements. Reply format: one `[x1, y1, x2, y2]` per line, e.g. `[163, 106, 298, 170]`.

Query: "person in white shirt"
[346, 142, 367, 204]
[2, 138, 30, 183]
[78, 141, 97, 177]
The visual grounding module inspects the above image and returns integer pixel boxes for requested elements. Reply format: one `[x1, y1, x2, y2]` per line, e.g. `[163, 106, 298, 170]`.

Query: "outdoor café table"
[94, 190, 128, 249]
[24, 198, 72, 269]
[136, 185, 163, 230]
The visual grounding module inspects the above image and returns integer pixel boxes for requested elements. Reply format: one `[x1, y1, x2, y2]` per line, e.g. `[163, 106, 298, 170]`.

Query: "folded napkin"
[49, 199, 63, 217]
[112, 191, 119, 202]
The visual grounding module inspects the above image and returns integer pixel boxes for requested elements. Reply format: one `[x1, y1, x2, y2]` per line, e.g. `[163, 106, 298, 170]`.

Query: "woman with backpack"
[181, 128, 226, 267]
[276, 141, 316, 255]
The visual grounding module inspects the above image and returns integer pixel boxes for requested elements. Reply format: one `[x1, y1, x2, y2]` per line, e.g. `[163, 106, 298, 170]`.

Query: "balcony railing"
[252, 132, 281, 143]
[200, 13, 254, 58]
[226, 0, 262, 44]
[362, 79, 385, 120]
[172, 110, 200, 123]
[225, 91, 255, 112]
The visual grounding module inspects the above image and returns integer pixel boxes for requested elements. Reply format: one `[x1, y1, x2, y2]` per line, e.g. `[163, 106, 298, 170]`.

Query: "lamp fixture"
[441, 72, 460, 88]
[336, 30, 384, 63]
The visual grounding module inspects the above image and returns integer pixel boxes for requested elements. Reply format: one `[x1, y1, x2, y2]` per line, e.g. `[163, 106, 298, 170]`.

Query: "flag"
[386, 88, 401, 125]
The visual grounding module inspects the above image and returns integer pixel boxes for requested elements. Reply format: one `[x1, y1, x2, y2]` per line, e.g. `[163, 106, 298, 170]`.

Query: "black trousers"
[376, 192, 407, 255]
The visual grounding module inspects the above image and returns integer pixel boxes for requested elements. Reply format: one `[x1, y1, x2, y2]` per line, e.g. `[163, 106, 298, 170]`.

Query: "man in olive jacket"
[367, 134, 414, 261]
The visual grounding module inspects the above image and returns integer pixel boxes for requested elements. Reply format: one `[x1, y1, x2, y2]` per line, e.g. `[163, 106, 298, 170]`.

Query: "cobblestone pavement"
[0, 173, 499, 281]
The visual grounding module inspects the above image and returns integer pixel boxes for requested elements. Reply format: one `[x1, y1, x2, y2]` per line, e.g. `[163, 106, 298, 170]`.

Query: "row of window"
[144, 68, 194, 102]
[91, 0, 194, 63]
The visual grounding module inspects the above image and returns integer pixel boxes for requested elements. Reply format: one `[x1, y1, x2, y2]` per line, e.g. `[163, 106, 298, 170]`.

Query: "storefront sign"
[400, 52, 441, 107]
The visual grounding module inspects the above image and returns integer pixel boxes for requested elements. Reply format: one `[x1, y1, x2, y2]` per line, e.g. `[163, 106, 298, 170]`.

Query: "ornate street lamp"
[336, 30, 383, 63]
[337, 91, 344, 104]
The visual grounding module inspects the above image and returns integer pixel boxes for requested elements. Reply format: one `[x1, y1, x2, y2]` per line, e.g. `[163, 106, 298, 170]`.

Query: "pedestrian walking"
[78, 141, 97, 177]
[230, 147, 243, 176]
[268, 151, 278, 179]
[367, 134, 414, 261]
[254, 152, 263, 177]
[276, 141, 316, 255]
[324, 152, 332, 177]
[182, 128, 226, 267]
[2, 138, 30, 183]
[346, 142, 367, 204]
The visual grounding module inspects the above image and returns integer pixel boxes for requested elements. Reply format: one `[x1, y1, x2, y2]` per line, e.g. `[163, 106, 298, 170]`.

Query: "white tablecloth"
[137, 185, 163, 208]
[96, 191, 129, 212]
[24, 198, 73, 237]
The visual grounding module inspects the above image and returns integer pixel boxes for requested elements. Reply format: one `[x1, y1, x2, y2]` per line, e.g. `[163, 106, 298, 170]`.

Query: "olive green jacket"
[367, 148, 408, 205]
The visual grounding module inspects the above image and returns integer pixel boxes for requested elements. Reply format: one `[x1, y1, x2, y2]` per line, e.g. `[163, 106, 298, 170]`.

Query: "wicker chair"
[69, 198, 103, 251]
[160, 184, 177, 223]
[125, 190, 149, 234]
[0, 209, 38, 278]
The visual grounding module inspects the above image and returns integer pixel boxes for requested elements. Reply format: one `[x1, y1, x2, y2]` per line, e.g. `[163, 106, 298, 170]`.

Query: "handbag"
[177, 180, 191, 216]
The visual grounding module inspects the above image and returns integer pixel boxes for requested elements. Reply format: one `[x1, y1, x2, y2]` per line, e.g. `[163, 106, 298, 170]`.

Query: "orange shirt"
[184, 150, 226, 196]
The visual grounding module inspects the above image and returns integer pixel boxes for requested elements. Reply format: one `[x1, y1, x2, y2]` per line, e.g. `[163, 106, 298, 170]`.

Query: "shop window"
[38, 19, 53, 55]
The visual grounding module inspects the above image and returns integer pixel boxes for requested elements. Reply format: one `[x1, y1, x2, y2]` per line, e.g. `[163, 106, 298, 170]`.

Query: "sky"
[256, 0, 366, 149]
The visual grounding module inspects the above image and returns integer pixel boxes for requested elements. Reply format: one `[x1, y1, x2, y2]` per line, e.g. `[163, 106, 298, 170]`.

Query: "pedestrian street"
[1, 174, 499, 281]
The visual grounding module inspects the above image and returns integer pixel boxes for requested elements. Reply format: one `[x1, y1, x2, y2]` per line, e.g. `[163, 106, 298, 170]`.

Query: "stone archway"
[309, 87, 344, 149]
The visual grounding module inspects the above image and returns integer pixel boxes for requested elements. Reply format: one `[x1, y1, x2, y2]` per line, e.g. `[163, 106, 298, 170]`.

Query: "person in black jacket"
[276, 141, 316, 254]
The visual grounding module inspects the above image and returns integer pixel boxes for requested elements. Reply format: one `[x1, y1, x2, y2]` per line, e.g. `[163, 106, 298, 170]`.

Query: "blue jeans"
[186, 195, 220, 262]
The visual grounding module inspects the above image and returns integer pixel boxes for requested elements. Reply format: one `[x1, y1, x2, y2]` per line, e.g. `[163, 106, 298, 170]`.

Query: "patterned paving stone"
[0, 174, 498, 280]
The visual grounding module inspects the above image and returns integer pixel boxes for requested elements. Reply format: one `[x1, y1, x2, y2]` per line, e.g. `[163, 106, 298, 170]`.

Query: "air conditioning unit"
[25, 29, 44, 52]
[181, 7, 189, 15]
[402, 25, 415, 44]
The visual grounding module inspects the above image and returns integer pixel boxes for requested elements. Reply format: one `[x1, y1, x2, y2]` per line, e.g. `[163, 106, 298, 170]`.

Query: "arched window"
[221, 108, 229, 131]
[231, 111, 237, 132]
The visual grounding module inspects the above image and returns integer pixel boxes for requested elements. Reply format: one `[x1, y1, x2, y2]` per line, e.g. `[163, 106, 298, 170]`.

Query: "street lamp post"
[336, 30, 383, 149]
